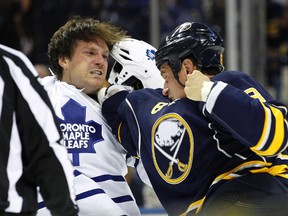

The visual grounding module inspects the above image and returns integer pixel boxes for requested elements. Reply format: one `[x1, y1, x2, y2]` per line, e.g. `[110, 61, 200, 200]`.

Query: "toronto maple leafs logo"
[146, 49, 156, 61]
[58, 99, 103, 166]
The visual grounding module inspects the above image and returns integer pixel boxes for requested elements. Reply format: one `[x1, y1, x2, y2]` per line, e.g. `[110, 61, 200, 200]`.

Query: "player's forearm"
[204, 82, 288, 156]
[102, 91, 129, 135]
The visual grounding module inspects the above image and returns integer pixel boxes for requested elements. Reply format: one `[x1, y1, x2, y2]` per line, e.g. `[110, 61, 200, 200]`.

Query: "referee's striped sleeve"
[0, 44, 77, 215]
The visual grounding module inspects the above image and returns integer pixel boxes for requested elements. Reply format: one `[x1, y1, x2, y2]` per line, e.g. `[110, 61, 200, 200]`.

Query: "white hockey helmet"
[108, 38, 164, 89]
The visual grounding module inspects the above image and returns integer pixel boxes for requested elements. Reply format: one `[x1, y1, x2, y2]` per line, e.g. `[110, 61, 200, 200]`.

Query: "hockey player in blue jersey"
[100, 22, 288, 216]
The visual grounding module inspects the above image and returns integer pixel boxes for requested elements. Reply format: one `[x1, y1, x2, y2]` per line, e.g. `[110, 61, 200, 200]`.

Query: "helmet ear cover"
[109, 61, 144, 89]
[200, 46, 225, 75]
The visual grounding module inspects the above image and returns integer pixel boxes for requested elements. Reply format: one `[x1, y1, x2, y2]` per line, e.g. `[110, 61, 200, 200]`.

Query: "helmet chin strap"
[169, 60, 185, 88]
[171, 60, 199, 88]
[178, 80, 185, 88]
[172, 68, 185, 88]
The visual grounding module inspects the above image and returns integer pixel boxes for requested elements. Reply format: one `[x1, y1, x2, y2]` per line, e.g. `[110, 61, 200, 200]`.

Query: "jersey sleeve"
[204, 71, 288, 156]
[102, 91, 139, 157]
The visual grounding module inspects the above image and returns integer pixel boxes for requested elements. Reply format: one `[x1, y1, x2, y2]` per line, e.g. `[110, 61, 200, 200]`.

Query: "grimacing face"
[59, 37, 109, 94]
[160, 58, 198, 101]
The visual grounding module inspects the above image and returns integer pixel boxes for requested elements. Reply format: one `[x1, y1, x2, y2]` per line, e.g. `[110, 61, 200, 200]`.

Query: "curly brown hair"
[48, 16, 128, 79]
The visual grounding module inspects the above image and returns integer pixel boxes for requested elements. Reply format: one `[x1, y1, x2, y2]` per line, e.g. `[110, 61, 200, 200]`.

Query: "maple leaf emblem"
[146, 49, 156, 61]
[58, 99, 103, 166]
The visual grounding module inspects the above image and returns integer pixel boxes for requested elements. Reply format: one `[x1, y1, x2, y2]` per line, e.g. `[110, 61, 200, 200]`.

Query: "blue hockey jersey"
[102, 70, 288, 215]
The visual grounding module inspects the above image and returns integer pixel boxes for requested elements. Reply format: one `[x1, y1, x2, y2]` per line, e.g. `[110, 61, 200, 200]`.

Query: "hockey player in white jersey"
[36, 17, 140, 216]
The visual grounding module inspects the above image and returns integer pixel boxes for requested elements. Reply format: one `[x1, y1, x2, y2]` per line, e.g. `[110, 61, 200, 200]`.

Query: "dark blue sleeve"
[102, 91, 139, 157]
[102, 91, 128, 135]
[204, 71, 288, 156]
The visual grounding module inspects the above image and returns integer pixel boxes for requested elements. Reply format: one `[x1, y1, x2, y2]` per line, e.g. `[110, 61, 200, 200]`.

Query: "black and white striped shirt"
[0, 44, 78, 216]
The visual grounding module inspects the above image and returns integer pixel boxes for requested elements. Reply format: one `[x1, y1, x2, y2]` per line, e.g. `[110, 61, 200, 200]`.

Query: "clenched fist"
[184, 70, 213, 102]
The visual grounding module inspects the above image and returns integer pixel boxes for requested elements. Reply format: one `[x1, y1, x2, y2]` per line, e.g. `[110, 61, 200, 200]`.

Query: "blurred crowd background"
[0, 0, 287, 212]
[0, 0, 206, 65]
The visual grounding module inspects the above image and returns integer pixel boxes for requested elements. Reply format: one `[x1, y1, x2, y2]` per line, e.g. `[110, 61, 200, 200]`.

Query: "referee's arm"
[0, 44, 78, 216]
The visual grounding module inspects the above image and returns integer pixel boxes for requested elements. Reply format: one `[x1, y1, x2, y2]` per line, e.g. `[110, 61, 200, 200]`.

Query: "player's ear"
[183, 59, 196, 75]
[58, 56, 68, 69]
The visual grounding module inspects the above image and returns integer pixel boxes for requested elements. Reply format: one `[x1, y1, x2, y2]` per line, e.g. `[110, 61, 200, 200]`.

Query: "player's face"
[60, 37, 109, 94]
[160, 63, 186, 100]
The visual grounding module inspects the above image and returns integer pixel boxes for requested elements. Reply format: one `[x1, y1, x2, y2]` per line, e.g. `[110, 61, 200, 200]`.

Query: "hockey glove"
[184, 70, 214, 102]
[97, 85, 133, 106]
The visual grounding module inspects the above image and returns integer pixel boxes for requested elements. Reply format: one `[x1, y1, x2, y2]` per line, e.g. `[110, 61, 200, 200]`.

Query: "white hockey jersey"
[37, 76, 140, 216]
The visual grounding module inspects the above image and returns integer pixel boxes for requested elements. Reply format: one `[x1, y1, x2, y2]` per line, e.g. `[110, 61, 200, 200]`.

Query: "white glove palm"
[184, 70, 214, 102]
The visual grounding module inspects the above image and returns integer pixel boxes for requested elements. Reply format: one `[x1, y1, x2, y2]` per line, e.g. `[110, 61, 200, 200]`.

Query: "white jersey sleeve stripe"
[206, 81, 228, 113]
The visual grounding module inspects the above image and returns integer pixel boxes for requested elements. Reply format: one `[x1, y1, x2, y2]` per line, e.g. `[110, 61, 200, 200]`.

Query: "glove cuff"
[201, 81, 214, 102]
[97, 87, 108, 105]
